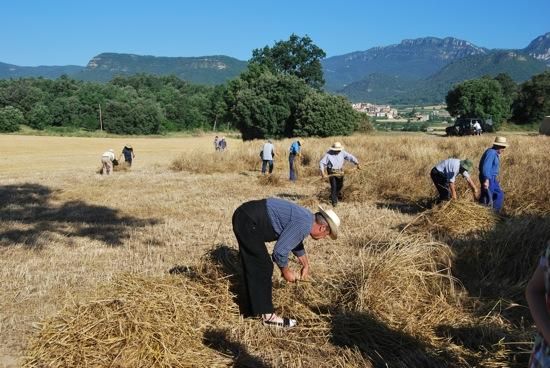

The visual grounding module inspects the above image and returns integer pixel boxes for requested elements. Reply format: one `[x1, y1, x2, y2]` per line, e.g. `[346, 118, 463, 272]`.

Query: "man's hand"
[356, 164, 361, 170]
[300, 265, 309, 281]
[473, 190, 480, 201]
[280, 267, 296, 283]
[483, 179, 489, 190]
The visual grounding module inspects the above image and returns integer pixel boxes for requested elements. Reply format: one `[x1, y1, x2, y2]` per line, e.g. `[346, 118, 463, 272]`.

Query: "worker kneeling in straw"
[232, 197, 340, 328]
[319, 142, 360, 207]
[430, 158, 478, 202]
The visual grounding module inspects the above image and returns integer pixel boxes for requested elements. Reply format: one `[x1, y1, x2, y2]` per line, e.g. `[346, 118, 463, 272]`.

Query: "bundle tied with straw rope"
[406, 200, 500, 237]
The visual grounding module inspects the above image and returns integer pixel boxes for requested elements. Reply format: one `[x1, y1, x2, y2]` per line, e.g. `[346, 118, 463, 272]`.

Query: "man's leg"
[329, 176, 338, 206]
[431, 170, 450, 201]
[268, 161, 274, 174]
[491, 179, 504, 211]
[289, 155, 295, 181]
[261, 160, 267, 174]
[232, 207, 274, 316]
[336, 176, 344, 201]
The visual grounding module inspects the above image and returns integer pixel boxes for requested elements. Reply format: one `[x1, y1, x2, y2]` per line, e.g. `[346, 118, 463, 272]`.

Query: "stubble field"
[1, 132, 550, 367]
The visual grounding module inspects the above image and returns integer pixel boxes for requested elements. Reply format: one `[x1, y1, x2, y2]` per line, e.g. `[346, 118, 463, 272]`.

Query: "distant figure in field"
[218, 137, 227, 151]
[120, 144, 135, 166]
[319, 142, 360, 207]
[473, 121, 482, 135]
[260, 140, 276, 175]
[288, 140, 301, 181]
[214, 136, 220, 151]
[479, 136, 509, 212]
[430, 158, 478, 202]
[101, 149, 116, 175]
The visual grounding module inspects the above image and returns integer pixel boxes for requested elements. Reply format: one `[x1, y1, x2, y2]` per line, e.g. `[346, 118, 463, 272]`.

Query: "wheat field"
[1, 132, 550, 367]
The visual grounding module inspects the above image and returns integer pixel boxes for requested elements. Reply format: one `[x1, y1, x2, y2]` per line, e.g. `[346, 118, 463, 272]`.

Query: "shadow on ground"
[203, 328, 270, 368]
[0, 183, 159, 247]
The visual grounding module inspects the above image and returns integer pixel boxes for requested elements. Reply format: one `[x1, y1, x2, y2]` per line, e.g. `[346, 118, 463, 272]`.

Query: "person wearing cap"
[319, 142, 360, 207]
[260, 139, 276, 175]
[288, 140, 301, 181]
[101, 149, 116, 175]
[430, 158, 478, 202]
[479, 136, 509, 211]
[120, 144, 135, 166]
[232, 197, 340, 328]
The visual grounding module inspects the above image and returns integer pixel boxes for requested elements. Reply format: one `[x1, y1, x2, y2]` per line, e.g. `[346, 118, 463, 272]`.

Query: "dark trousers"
[431, 167, 450, 201]
[261, 160, 274, 174]
[328, 173, 344, 206]
[232, 199, 278, 316]
[289, 154, 297, 181]
[479, 175, 504, 211]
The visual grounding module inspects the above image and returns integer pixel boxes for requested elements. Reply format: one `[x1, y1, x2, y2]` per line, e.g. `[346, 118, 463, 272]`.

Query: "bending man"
[430, 158, 478, 202]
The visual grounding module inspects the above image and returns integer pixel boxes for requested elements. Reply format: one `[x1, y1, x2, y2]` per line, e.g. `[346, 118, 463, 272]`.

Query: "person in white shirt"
[430, 158, 478, 201]
[101, 149, 116, 175]
[260, 140, 276, 174]
[473, 121, 482, 135]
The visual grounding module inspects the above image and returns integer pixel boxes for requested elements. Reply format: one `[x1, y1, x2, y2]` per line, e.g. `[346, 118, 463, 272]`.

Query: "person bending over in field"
[526, 240, 550, 367]
[120, 144, 135, 166]
[430, 158, 478, 202]
[232, 197, 339, 328]
[101, 149, 116, 175]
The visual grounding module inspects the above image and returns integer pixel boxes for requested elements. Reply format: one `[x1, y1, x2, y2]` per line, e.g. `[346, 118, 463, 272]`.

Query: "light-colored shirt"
[262, 142, 275, 160]
[319, 150, 358, 172]
[435, 158, 470, 183]
[266, 197, 313, 268]
[473, 122, 482, 130]
[102, 151, 115, 161]
[479, 148, 500, 181]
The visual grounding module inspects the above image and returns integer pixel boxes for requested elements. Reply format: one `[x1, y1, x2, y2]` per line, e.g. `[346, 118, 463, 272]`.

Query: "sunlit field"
[1, 132, 550, 367]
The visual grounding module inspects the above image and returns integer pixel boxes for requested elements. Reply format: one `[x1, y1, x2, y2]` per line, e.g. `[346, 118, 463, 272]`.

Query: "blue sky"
[1, 0, 548, 66]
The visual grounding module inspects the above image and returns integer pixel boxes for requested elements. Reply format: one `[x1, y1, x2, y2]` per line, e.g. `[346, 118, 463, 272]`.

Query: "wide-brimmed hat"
[460, 159, 473, 173]
[493, 136, 509, 148]
[125, 144, 132, 149]
[318, 205, 341, 240]
[330, 142, 343, 151]
[108, 149, 114, 153]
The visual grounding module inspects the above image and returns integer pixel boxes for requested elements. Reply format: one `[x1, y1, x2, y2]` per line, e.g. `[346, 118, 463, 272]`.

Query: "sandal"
[262, 314, 297, 328]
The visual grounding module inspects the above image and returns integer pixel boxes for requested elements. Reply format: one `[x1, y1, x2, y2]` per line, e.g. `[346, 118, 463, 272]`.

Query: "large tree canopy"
[512, 71, 550, 124]
[250, 34, 326, 90]
[445, 77, 509, 129]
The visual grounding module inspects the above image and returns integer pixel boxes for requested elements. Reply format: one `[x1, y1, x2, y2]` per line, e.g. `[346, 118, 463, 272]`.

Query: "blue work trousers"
[261, 160, 273, 174]
[289, 154, 297, 181]
[479, 176, 504, 211]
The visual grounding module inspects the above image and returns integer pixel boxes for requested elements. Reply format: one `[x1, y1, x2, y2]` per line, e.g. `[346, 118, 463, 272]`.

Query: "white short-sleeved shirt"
[262, 142, 274, 160]
[435, 158, 470, 183]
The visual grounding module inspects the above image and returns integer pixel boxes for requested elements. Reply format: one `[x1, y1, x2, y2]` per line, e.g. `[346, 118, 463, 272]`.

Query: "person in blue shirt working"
[319, 142, 360, 207]
[232, 197, 340, 328]
[288, 140, 301, 181]
[430, 158, 478, 202]
[479, 136, 509, 212]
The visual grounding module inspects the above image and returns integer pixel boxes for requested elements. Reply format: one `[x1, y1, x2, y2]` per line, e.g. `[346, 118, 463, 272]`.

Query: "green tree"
[512, 71, 550, 124]
[250, 34, 326, 90]
[0, 106, 24, 132]
[445, 77, 509, 129]
[294, 91, 358, 137]
[28, 104, 53, 130]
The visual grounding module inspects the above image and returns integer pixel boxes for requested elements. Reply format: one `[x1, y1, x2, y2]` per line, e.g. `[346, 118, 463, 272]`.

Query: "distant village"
[351, 102, 451, 122]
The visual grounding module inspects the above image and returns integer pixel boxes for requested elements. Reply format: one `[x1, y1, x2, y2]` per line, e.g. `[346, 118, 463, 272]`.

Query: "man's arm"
[449, 182, 457, 200]
[480, 150, 495, 188]
[319, 154, 328, 177]
[526, 265, 550, 344]
[297, 254, 309, 280]
[465, 176, 479, 200]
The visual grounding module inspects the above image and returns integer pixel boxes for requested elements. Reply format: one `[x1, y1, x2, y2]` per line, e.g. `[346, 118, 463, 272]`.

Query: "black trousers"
[430, 167, 450, 201]
[232, 199, 278, 316]
[328, 173, 344, 205]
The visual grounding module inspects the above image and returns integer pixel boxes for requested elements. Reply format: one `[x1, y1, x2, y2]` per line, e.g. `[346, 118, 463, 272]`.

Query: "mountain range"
[0, 32, 548, 104]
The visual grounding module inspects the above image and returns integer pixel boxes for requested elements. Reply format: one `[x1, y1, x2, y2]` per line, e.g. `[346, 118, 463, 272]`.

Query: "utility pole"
[98, 103, 103, 131]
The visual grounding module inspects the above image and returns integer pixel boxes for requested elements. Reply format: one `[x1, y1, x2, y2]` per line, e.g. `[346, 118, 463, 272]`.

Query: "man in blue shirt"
[232, 197, 340, 328]
[288, 140, 301, 181]
[479, 136, 509, 211]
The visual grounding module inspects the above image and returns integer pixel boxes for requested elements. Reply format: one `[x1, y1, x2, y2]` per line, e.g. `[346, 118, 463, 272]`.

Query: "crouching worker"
[430, 158, 478, 202]
[101, 149, 116, 175]
[232, 197, 340, 328]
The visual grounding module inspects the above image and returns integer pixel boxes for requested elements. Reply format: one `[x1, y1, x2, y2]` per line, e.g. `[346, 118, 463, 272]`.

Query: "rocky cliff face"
[524, 32, 550, 64]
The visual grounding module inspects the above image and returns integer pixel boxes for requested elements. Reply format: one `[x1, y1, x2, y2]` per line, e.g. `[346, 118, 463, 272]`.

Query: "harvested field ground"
[1, 133, 550, 367]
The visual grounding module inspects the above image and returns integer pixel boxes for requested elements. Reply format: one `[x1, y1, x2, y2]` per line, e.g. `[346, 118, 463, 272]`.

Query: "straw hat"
[108, 149, 114, 153]
[125, 144, 132, 149]
[318, 205, 341, 240]
[493, 136, 509, 148]
[330, 142, 343, 151]
[460, 159, 473, 173]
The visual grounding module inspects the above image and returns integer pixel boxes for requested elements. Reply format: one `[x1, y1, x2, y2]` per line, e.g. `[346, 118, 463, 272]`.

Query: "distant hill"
[322, 37, 488, 91]
[339, 51, 549, 104]
[523, 32, 550, 64]
[0, 62, 83, 79]
[73, 53, 248, 84]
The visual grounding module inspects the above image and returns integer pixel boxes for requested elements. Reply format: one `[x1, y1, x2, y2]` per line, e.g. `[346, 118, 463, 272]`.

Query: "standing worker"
[214, 136, 219, 151]
[472, 121, 482, 135]
[430, 158, 478, 202]
[101, 149, 116, 175]
[232, 197, 340, 328]
[260, 140, 276, 175]
[288, 140, 301, 181]
[120, 144, 135, 166]
[319, 142, 360, 207]
[479, 136, 509, 212]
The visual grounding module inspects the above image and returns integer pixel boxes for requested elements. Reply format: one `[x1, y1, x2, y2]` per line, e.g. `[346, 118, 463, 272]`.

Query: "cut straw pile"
[406, 200, 500, 237]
